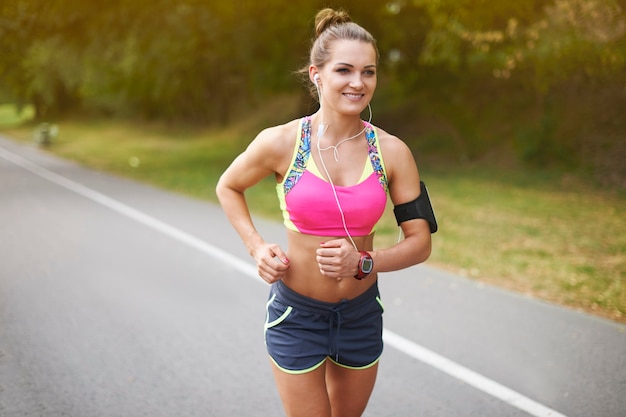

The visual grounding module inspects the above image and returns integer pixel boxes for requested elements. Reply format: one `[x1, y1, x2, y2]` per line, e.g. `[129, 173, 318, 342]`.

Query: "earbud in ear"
[314, 74, 320, 87]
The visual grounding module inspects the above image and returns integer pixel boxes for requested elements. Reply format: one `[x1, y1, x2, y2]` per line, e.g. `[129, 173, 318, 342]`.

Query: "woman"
[216, 8, 436, 417]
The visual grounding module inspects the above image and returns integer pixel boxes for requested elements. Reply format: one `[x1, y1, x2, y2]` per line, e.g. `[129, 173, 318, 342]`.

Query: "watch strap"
[354, 251, 373, 280]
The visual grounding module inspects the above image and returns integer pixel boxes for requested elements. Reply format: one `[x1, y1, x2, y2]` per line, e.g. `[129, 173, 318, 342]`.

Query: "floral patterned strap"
[366, 123, 389, 193]
[283, 117, 312, 195]
[284, 118, 388, 195]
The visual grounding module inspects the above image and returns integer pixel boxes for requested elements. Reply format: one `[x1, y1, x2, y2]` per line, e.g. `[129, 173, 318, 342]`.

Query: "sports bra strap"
[282, 117, 388, 195]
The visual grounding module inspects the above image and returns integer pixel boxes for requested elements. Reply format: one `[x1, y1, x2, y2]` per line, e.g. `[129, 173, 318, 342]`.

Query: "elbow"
[406, 223, 433, 265]
[421, 240, 432, 263]
[215, 175, 245, 210]
[413, 234, 432, 265]
[215, 182, 223, 203]
[215, 175, 228, 205]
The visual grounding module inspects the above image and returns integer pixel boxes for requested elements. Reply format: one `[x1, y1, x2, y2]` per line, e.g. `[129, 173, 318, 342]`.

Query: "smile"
[343, 93, 364, 100]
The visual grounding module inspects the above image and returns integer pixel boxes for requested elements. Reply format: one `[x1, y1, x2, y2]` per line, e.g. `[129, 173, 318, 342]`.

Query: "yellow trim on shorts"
[264, 294, 293, 332]
[269, 355, 327, 375]
[376, 296, 384, 311]
[328, 355, 381, 370]
[269, 355, 381, 374]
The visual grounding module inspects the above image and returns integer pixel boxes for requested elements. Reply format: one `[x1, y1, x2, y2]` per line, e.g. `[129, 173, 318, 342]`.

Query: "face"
[313, 39, 377, 116]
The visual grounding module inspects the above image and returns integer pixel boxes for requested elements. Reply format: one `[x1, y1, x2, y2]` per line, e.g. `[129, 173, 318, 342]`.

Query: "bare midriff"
[282, 229, 377, 303]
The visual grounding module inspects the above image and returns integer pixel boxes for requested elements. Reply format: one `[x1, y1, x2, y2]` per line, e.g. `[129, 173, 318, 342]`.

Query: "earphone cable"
[318, 104, 372, 162]
[316, 137, 359, 251]
[315, 80, 368, 251]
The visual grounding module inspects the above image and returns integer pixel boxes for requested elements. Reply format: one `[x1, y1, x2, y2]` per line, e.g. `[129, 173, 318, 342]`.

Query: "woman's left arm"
[370, 133, 433, 273]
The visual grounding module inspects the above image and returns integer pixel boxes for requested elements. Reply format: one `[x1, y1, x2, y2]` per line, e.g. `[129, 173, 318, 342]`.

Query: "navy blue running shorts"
[264, 280, 384, 374]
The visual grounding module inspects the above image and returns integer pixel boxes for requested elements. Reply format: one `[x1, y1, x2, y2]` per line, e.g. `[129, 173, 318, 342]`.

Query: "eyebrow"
[334, 63, 377, 68]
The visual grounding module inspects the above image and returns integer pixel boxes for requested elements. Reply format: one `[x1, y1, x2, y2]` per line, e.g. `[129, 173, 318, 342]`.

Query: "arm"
[215, 126, 291, 283]
[315, 133, 433, 279]
[371, 134, 432, 273]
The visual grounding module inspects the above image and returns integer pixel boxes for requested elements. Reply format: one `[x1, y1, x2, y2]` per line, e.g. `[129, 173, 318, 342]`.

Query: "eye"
[364, 70, 376, 77]
[336, 68, 350, 74]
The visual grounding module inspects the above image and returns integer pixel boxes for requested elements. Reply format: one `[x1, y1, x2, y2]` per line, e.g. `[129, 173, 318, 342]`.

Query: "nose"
[349, 74, 364, 89]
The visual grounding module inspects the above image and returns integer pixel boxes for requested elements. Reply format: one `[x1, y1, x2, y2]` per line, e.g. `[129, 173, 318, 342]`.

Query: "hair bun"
[314, 8, 352, 38]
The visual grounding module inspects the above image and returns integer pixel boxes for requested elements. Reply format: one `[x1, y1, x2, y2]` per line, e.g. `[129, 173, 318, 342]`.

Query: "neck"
[314, 112, 365, 145]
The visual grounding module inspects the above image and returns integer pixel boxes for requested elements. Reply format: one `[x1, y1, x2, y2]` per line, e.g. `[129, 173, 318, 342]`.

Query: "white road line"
[0, 146, 260, 280]
[1, 145, 569, 417]
[384, 330, 568, 417]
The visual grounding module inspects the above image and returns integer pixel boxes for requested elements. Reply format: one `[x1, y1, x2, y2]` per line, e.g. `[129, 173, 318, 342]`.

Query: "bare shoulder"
[374, 125, 421, 202]
[374, 125, 415, 164]
[252, 118, 300, 153]
[245, 118, 301, 176]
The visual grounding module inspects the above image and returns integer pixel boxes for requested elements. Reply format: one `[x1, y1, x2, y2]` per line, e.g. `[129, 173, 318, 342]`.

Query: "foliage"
[0, 0, 625, 182]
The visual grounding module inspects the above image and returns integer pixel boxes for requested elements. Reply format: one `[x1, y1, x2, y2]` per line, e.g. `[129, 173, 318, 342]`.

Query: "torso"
[283, 230, 375, 302]
[275, 116, 388, 302]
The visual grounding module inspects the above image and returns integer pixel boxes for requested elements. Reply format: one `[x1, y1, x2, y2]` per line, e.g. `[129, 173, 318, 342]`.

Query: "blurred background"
[1, 0, 625, 321]
[1, 0, 625, 184]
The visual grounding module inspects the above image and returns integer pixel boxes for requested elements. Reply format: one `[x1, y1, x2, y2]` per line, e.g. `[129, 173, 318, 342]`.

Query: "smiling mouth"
[343, 93, 364, 100]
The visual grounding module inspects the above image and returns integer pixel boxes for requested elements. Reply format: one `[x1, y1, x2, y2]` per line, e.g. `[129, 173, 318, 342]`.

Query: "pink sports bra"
[276, 116, 389, 237]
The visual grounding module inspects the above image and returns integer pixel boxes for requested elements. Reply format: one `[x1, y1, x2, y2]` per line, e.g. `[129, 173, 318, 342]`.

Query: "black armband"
[393, 181, 438, 233]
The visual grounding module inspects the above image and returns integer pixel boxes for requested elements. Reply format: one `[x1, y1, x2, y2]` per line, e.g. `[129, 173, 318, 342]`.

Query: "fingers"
[254, 244, 290, 284]
[316, 239, 358, 279]
[270, 246, 290, 265]
[318, 239, 344, 249]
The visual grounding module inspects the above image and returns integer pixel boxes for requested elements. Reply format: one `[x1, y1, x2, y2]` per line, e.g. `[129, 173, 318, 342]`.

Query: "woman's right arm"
[215, 126, 291, 283]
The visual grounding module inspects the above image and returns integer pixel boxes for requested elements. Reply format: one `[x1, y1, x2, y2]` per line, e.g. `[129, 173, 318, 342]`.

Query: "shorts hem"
[328, 355, 382, 370]
[269, 355, 327, 375]
[269, 354, 382, 375]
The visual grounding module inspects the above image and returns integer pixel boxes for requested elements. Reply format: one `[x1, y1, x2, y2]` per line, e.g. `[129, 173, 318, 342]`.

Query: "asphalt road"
[1, 135, 625, 417]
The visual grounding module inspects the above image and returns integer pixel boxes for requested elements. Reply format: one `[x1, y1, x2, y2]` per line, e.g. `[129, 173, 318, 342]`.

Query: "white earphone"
[314, 74, 320, 88]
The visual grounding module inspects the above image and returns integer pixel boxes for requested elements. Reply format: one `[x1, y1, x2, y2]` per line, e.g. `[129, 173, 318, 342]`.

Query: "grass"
[0, 104, 34, 127]
[1, 103, 624, 323]
[421, 168, 626, 321]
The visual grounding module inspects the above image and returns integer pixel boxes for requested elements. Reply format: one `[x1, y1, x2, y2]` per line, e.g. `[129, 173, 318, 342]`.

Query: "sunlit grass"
[0, 104, 35, 126]
[2, 110, 624, 323]
[421, 170, 626, 320]
[3, 119, 245, 200]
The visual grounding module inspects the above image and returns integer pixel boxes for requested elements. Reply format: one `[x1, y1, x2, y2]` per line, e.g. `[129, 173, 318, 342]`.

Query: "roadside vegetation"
[2, 1, 624, 321]
[2, 101, 624, 323]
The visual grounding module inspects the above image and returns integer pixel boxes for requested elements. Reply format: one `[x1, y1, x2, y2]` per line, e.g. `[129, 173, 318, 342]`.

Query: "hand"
[316, 239, 360, 280]
[252, 243, 290, 284]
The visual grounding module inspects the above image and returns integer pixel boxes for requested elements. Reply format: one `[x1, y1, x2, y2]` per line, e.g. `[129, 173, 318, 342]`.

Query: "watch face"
[362, 257, 373, 273]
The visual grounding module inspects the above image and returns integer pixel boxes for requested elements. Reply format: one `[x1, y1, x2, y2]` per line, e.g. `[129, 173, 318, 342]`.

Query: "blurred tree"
[0, 0, 624, 181]
[0, 0, 47, 115]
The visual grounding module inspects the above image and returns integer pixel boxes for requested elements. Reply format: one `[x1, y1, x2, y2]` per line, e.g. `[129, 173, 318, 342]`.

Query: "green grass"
[2, 105, 624, 323]
[0, 104, 35, 127]
[422, 168, 626, 320]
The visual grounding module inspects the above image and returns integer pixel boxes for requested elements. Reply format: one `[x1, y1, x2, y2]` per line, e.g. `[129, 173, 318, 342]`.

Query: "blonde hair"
[301, 8, 379, 99]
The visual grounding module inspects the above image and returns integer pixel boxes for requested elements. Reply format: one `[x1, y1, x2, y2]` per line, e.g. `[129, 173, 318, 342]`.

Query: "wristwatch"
[354, 251, 374, 280]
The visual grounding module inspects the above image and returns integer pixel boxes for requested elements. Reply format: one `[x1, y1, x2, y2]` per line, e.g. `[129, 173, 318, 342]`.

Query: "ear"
[309, 66, 320, 85]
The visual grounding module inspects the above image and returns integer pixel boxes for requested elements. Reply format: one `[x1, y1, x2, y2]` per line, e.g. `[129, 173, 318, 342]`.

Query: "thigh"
[270, 359, 331, 417]
[326, 361, 379, 417]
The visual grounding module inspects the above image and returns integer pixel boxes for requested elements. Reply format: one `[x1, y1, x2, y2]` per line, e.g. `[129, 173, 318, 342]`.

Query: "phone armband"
[393, 181, 438, 233]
